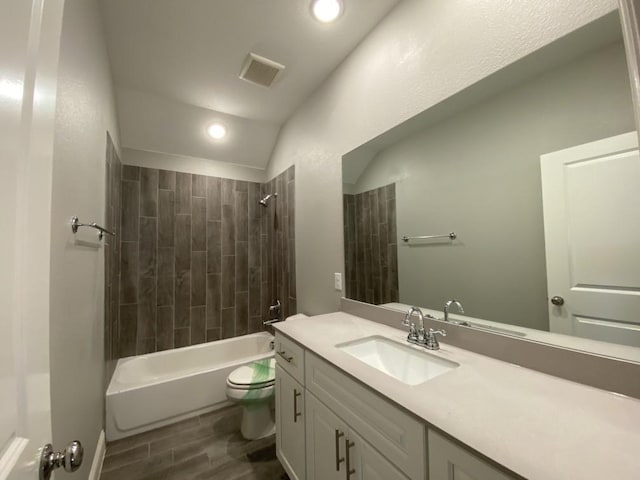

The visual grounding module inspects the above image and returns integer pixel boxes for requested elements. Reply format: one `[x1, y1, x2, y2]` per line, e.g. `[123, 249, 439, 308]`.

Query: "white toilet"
[226, 357, 276, 440]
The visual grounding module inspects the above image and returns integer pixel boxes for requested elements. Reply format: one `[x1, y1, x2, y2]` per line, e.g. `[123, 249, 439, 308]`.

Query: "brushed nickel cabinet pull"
[293, 389, 302, 423]
[345, 438, 355, 480]
[277, 350, 293, 363]
[335, 429, 345, 471]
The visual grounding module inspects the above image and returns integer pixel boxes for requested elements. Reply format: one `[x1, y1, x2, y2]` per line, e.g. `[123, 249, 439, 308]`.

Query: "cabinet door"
[428, 430, 516, 480]
[276, 365, 306, 480]
[306, 392, 349, 480]
[348, 429, 410, 480]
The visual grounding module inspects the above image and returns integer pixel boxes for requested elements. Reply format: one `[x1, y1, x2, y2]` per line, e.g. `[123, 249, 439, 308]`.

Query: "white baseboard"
[88, 430, 106, 480]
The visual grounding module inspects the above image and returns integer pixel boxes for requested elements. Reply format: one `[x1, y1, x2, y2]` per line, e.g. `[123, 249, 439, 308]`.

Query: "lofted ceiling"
[100, 0, 401, 170]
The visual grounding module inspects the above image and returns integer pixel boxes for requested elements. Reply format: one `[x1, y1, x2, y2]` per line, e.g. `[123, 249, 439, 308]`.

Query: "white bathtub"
[106, 332, 274, 441]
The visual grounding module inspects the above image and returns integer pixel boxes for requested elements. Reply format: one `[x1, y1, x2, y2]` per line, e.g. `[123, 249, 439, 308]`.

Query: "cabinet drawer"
[275, 332, 305, 384]
[306, 352, 426, 480]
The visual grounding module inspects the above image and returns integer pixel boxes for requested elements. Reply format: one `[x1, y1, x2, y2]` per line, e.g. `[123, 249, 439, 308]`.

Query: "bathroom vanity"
[274, 313, 640, 480]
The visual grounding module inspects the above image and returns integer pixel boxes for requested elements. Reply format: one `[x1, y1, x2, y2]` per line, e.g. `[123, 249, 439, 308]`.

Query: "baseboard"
[88, 430, 106, 480]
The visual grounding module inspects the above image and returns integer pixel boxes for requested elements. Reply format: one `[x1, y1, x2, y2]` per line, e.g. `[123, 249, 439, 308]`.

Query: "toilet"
[226, 357, 276, 440]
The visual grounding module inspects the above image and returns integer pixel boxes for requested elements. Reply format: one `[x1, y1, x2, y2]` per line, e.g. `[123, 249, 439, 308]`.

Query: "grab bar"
[71, 216, 115, 241]
[401, 232, 457, 242]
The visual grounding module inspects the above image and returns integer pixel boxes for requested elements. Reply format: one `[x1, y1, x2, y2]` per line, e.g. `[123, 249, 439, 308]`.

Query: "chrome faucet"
[402, 306, 425, 342]
[443, 299, 469, 326]
[402, 307, 443, 349]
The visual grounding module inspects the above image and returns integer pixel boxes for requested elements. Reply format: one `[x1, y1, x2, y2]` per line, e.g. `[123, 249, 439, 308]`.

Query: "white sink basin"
[336, 336, 458, 385]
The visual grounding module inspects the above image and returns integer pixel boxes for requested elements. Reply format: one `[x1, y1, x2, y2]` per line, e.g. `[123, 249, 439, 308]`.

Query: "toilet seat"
[226, 358, 276, 390]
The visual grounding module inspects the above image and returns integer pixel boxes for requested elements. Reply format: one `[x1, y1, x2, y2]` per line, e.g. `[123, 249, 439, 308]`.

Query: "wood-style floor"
[100, 405, 287, 480]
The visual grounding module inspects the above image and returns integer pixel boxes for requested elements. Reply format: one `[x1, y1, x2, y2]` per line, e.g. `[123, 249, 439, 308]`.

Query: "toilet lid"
[227, 358, 276, 388]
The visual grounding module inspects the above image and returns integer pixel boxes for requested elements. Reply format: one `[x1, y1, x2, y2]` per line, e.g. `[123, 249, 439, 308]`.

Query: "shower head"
[259, 193, 277, 207]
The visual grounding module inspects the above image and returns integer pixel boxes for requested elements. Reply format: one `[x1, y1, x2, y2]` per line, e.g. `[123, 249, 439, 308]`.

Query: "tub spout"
[263, 318, 284, 326]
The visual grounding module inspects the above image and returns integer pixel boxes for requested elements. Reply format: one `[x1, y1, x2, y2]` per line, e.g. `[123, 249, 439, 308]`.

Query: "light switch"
[334, 272, 343, 291]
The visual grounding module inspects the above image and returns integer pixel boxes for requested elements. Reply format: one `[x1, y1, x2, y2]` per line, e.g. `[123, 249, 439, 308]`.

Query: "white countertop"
[274, 312, 640, 480]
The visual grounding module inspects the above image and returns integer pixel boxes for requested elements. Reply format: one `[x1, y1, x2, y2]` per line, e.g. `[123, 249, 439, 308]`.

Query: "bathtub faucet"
[268, 300, 281, 318]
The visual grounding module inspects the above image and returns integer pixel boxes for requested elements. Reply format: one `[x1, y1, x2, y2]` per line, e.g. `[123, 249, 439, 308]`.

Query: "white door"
[541, 132, 640, 347]
[305, 392, 347, 480]
[275, 365, 306, 480]
[0, 0, 64, 479]
[428, 430, 515, 480]
[347, 429, 408, 480]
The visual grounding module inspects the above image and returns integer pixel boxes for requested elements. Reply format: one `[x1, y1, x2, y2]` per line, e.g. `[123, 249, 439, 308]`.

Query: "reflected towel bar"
[401, 232, 457, 242]
[70, 216, 115, 241]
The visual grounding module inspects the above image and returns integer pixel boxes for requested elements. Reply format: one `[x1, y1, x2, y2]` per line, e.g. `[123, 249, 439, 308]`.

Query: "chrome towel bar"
[401, 232, 457, 242]
[70, 216, 115, 241]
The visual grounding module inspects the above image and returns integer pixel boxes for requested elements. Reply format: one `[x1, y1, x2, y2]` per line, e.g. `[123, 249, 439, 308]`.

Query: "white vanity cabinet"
[275, 332, 517, 480]
[275, 364, 306, 480]
[428, 430, 517, 480]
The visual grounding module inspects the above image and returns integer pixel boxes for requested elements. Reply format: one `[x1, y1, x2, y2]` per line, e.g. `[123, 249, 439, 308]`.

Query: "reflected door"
[541, 132, 640, 346]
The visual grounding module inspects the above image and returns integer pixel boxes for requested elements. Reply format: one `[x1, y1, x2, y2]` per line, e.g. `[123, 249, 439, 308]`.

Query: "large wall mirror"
[342, 10, 640, 362]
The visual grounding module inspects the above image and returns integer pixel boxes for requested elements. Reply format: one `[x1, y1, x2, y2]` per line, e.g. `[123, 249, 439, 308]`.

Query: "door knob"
[550, 296, 565, 306]
[40, 440, 83, 480]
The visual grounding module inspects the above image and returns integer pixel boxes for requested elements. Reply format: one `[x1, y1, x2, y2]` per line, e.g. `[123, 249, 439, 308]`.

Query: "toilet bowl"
[226, 357, 276, 440]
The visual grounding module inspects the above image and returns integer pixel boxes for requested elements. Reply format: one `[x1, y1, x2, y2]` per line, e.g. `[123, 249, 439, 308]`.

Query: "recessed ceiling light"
[311, 0, 343, 23]
[207, 122, 227, 140]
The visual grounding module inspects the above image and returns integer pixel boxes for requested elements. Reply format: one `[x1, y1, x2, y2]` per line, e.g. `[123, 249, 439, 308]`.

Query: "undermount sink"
[336, 336, 459, 385]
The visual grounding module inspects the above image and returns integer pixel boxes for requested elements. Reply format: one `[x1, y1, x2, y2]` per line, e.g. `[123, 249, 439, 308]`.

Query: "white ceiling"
[100, 0, 401, 169]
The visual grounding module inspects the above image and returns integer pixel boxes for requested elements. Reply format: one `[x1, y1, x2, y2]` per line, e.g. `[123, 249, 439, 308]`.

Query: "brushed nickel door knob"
[40, 440, 84, 480]
[551, 296, 565, 306]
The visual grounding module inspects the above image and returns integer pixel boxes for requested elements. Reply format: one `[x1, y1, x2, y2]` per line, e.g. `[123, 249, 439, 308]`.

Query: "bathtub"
[106, 332, 274, 441]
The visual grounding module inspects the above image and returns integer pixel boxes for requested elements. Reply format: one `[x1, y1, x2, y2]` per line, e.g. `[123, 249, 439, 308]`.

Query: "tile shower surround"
[116, 165, 296, 357]
[344, 183, 399, 305]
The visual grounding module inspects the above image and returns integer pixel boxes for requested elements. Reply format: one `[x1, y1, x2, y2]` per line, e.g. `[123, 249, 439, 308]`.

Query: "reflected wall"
[344, 39, 635, 330]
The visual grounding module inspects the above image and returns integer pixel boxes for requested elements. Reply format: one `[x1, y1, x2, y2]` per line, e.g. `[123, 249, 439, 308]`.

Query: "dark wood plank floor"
[100, 405, 287, 480]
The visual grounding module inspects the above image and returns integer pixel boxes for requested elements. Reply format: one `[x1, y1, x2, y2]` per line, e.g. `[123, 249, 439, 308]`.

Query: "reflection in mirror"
[342, 11, 640, 356]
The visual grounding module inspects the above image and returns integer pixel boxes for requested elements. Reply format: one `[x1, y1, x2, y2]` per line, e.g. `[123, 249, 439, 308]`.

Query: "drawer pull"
[345, 438, 355, 480]
[335, 430, 345, 471]
[293, 389, 302, 423]
[277, 350, 293, 363]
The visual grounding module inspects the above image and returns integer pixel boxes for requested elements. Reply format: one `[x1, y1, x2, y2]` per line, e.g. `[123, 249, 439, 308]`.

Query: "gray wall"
[49, 0, 121, 476]
[264, 0, 618, 318]
[350, 41, 634, 329]
[116, 165, 296, 356]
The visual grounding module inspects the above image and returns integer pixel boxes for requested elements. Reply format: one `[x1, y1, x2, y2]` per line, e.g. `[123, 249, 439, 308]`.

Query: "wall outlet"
[334, 272, 343, 291]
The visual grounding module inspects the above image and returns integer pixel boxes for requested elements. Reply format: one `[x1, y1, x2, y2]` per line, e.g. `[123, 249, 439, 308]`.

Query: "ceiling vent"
[239, 53, 285, 88]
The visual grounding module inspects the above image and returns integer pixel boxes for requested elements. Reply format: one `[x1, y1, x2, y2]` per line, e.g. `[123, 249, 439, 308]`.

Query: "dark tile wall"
[343, 183, 398, 305]
[105, 133, 121, 384]
[262, 166, 296, 321]
[116, 165, 296, 357]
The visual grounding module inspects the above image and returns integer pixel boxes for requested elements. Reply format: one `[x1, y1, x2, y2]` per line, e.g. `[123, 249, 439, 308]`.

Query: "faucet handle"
[408, 323, 419, 341]
[425, 328, 446, 350]
[402, 312, 410, 327]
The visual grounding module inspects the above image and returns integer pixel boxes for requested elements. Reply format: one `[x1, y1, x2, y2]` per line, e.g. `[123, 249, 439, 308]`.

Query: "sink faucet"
[443, 299, 469, 326]
[403, 307, 443, 349]
[402, 306, 425, 342]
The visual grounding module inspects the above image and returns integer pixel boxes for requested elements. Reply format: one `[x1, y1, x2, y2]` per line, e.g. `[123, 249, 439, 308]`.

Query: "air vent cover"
[239, 53, 285, 88]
